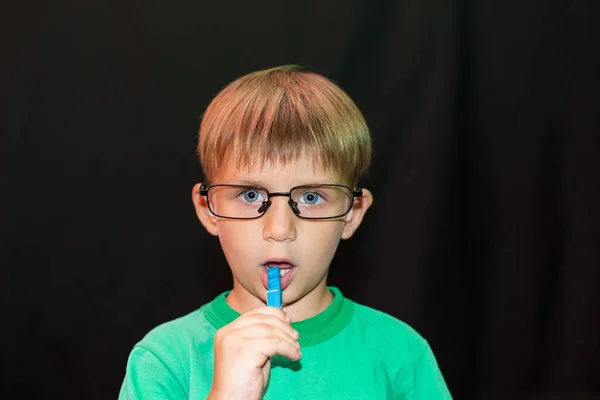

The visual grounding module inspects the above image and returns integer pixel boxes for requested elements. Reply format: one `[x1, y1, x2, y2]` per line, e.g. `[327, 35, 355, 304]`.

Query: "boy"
[119, 65, 452, 399]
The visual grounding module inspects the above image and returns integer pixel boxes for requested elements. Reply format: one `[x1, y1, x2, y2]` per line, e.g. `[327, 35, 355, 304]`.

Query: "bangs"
[198, 66, 371, 186]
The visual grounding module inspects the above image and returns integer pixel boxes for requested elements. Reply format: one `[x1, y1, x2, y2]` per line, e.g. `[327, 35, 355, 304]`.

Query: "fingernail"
[293, 330, 299, 338]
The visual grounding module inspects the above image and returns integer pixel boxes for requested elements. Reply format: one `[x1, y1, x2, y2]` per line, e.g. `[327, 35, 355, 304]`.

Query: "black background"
[2, 1, 599, 399]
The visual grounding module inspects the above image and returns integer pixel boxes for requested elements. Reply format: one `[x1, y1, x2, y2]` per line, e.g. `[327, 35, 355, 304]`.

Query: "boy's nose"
[262, 197, 297, 242]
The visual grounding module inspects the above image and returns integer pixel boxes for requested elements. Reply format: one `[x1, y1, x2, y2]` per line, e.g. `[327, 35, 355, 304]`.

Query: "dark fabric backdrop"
[1, 1, 598, 399]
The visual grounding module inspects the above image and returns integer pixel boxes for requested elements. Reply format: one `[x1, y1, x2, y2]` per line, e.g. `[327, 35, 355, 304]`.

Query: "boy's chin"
[283, 281, 330, 306]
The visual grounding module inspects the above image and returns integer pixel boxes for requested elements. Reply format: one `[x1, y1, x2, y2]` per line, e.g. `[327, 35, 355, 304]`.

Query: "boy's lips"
[260, 260, 296, 291]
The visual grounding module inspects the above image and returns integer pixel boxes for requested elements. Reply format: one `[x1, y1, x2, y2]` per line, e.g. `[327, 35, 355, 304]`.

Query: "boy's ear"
[192, 183, 219, 236]
[341, 188, 373, 239]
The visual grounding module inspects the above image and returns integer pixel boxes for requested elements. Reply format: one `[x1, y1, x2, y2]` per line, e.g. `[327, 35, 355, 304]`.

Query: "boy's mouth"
[260, 259, 296, 291]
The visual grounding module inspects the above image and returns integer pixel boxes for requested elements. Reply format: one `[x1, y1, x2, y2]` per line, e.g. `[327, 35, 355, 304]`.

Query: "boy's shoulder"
[347, 300, 452, 398]
[133, 303, 216, 355]
[348, 299, 430, 362]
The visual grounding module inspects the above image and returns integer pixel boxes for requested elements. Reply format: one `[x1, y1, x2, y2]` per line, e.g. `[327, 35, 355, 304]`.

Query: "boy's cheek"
[217, 223, 256, 248]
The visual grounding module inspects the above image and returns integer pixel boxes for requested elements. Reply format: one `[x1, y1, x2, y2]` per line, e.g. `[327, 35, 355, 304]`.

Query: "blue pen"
[266, 266, 282, 308]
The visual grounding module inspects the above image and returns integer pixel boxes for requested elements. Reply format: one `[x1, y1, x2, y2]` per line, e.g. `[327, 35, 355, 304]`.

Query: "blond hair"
[197, 65, 371, 186]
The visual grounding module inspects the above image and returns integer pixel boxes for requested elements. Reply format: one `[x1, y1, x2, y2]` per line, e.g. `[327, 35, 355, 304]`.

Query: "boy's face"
[192, 154, 372, 315]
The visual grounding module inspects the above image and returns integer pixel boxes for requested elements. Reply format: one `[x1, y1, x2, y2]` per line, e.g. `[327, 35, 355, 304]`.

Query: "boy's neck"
[226, 279, 334, 322]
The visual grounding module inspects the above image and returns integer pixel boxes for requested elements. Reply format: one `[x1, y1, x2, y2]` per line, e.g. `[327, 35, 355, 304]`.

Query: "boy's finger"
[250, 336, 302, 362]
[236, 323, 300, 344]
[232, 315, 298, 339]
[245, 306, 291, 322]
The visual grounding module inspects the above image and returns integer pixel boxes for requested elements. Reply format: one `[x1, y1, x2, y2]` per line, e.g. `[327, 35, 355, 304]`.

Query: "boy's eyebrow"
[227, 178, 340, 188]
[228, 178, 267, 187]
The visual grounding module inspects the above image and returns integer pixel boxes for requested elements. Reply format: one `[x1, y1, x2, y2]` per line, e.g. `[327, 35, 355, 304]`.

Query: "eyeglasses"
[199, 184, 363, 220]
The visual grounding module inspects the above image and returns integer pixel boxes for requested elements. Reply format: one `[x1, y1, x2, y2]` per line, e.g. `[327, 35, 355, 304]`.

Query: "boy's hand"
[208, 307, 301, 400]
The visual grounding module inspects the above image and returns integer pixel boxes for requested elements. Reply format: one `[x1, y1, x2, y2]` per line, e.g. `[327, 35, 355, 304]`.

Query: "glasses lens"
[290, 185, 353, 218]
[208, 185, 268, 218]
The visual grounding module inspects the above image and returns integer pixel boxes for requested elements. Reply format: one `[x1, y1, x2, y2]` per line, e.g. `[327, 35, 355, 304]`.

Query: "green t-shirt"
[119, 287, 452, 399]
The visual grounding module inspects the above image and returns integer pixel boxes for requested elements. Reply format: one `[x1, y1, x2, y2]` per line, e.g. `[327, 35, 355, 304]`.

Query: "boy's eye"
[298, 192, 323, 205]
[240, 189, 265, 203]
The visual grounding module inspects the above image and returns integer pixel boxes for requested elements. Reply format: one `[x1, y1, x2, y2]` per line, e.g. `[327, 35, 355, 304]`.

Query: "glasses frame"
[199, 183, 363, 220]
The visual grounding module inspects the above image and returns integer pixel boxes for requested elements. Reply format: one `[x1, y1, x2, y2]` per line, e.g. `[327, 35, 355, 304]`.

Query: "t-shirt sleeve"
[118, 345, 188, 400]
[395, 345, 453, 399]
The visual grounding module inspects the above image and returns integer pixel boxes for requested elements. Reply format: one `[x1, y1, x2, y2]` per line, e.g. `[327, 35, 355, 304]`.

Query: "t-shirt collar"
[204, 286, 354, 346]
